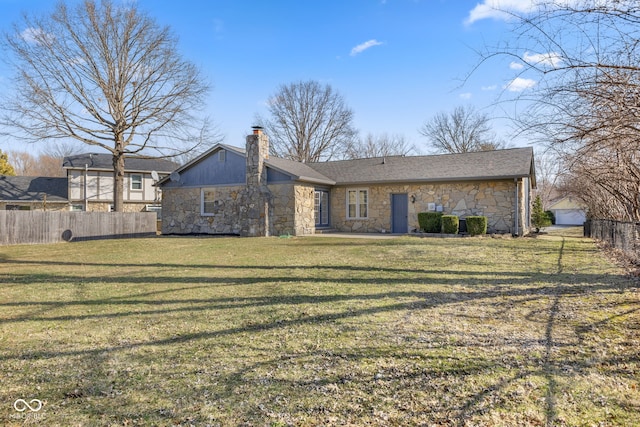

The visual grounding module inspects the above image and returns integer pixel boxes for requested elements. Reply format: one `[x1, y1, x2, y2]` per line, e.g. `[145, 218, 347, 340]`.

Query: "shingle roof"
[0, 176, 68, 202]
[265, 157, 335, 185]
[158, 143, 535, 188]
[63, 153, 178, 173]
[308, 147, 535, 186]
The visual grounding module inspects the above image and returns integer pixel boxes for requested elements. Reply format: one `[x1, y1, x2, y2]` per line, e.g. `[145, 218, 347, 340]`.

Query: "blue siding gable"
[161, 145, 301, 189]
[167, 149, 246, 187]
[267, 168, 293, 183]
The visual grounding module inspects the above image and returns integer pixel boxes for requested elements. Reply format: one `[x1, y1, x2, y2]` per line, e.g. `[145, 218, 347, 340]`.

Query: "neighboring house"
[0, 154, 178, 214]
[547, 197, 587, 225]
[62, 153, 178, 212]
[160, 128, 536, 237]
[0, 176, 68, 211]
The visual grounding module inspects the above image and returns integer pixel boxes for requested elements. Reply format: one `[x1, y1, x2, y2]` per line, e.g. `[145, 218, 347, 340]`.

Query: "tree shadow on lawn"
[0, 270, 630, 327]
[2, 239, 638, 425]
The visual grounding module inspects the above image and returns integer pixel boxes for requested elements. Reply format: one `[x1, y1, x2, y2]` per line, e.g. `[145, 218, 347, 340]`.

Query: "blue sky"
[0, 0, 541, 154]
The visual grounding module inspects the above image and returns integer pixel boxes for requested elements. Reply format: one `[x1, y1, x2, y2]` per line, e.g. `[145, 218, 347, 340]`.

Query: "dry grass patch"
[0, 232, 638, 426]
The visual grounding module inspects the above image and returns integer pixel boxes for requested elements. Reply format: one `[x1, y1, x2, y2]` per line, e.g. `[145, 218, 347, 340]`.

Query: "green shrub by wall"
[466, 216, 487, 236]
[442, 215, 459, 234]
[545, 210, 555, 225]
[418, 212, 442, 233]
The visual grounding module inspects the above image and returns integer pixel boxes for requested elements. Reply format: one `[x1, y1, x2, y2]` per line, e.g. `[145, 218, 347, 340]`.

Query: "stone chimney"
[246, 126, 269, 188]
[241, 126, 271, 237]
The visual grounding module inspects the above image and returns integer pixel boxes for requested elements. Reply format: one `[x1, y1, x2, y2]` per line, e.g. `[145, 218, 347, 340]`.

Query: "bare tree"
[7, 151, 37, 176]
[345, 133, 417, 159]
[260, 80, 357, 163]
[473, 1, 640, 221]
[534, 148, 563, 209]
[41, 140, 83, 161]
[9, 141, 81, 176]
[419, 105, 507, 153]
[1, 0, 212, 211]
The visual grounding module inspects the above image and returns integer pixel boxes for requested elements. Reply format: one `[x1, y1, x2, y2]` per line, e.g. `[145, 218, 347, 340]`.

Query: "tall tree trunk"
[112, 147, 125, 212]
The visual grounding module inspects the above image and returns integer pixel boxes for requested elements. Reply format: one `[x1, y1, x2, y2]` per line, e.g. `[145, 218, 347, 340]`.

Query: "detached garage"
[548, 197, 587, 225]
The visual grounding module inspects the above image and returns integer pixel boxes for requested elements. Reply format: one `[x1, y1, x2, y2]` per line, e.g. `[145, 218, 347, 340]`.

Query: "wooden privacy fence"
[0, 211, 157, 245]
[584, 219, 640, 260]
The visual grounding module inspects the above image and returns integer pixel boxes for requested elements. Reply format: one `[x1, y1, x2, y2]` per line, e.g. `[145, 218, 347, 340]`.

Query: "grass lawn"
[1, 230, 638, 426]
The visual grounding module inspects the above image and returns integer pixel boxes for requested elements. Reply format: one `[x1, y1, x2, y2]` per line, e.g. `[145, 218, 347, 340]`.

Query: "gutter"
[514, 178, 519, 236]
[330, 175, 529, 187]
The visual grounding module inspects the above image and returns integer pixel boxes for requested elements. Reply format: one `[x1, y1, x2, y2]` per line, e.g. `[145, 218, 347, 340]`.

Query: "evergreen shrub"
[442, 215, 459, 234]
[418, 212, 442, 233]
[466, 216, 487, 236]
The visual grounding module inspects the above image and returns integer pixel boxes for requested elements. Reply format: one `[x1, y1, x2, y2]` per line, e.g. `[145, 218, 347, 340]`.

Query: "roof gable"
[159, 143, 335, 186]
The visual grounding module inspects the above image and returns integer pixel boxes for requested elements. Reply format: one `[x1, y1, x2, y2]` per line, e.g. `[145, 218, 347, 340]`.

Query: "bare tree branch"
[419, 105, 508, 153]
[345, 133, 417, 159]
[0, 0, 216, 210]
[472, 0, 640, 221]
[259, 80, 358, 163]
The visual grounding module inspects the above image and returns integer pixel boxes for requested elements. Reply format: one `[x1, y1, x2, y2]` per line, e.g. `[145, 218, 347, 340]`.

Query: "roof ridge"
[308, 146, 533, 165]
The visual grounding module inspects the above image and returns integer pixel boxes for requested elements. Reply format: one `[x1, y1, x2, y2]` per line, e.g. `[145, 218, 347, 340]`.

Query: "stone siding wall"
[161, 183, 316, 236]
[294, 184, 316, 235]
[162, 186, 244, 235]
[330, 180, 517, 234]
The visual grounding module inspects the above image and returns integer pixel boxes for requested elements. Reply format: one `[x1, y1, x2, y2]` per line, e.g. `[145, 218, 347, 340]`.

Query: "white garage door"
[555, 209, 586, 225]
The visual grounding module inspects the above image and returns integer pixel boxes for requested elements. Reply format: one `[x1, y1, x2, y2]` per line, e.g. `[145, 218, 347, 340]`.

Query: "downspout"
[84, 164, 89, 212]
[514, 178, 519, 236]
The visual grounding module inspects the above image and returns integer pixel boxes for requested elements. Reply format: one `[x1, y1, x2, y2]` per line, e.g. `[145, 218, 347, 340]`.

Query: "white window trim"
[200, 188, 215, 216]
[346, 188, 368, 220]
[130, 173, 143, 191]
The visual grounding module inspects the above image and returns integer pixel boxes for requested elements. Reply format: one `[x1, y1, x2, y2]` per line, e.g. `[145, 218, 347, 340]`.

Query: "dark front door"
[315, 190, 330, 227]
[391, 193, 408, 233]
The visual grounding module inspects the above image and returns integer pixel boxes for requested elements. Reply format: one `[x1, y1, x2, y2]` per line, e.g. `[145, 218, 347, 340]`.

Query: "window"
[219, 150, 226, 162]
[130, 174, 143, 191]
[201, 189, 215, 216]
[347, 188, 368, 219]
[6, 205, 30, 211]
[145, 204, 162, 220]
[70, 204, 84, 212]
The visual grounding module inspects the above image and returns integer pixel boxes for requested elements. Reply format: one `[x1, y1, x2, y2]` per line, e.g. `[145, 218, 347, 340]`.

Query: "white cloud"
[466, 0, 536, 24]
[459, 92, 472, 100]
[482, 85, 498, 91]
[465, 0, 581, 24]
[350, 39, 383, 56]
[505, 77, 536, 92]
[20, 27, 53, 45]
[523, 51, 563, 68]
[510, 61, 524, 70]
